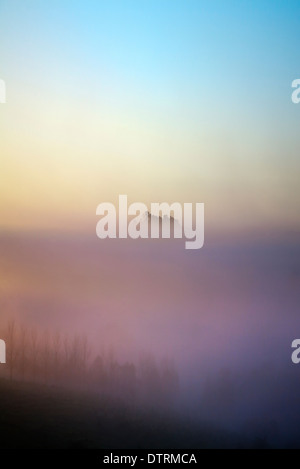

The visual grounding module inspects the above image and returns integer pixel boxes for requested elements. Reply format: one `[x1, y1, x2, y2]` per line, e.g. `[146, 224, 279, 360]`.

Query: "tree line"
[0, 320, 179, 407]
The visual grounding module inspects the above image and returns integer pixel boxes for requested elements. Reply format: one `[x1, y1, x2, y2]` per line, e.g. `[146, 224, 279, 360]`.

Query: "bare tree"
[29, 327, 39, 381]
[79, 335, 91, 379]
[6, 320, 17, 381]
[52, 330, 62, 382]
[41, 330, 50, 384]
[18, 324, 28, 380]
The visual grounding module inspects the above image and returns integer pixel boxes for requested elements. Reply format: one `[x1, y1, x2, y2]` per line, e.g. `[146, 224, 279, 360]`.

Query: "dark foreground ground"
[0, 378, 257, 449]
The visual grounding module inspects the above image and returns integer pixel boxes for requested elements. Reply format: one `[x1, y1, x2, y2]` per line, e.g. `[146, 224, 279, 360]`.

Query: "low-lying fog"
[0, 232, 299, 446]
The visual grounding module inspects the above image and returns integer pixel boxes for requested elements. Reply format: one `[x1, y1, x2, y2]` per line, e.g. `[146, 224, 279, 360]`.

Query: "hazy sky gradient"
[0, 0, 299, 234]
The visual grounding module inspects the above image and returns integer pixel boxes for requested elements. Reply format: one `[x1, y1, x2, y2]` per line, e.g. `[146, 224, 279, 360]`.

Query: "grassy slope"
[0, 378, 245, 449]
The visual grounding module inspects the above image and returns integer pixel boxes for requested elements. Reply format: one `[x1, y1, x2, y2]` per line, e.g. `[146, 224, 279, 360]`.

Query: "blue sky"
[0, 1, 299, 233]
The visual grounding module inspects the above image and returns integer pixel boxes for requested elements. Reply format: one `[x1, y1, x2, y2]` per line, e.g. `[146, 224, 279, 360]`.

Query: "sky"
[0, 0, 299, 235]
[1, 3, 300, 445]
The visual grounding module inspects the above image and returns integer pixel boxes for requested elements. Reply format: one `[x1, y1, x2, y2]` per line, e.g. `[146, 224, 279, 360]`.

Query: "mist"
[0, 231, 299, 448]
